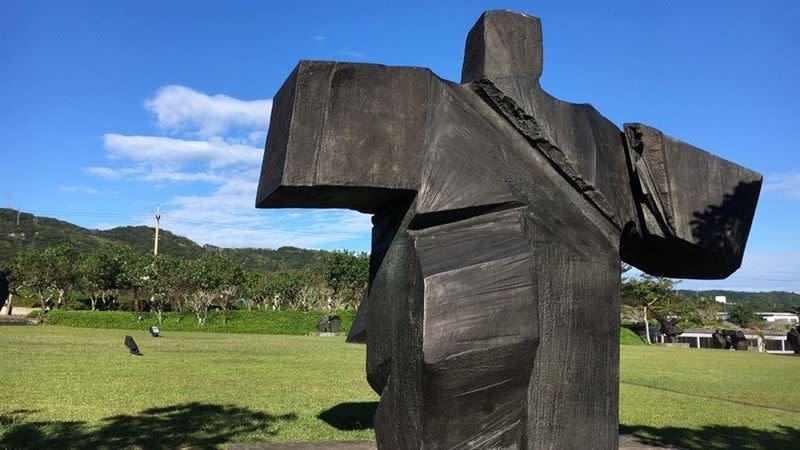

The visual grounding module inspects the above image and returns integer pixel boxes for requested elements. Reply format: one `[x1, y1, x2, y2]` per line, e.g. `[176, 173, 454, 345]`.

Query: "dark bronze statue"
[787, 325, 800, 355]
[660, 317, 683, 343]
[124, 335, 142, 356]
[713, 329, 750, 351]
[0, 268, 9, 311]
[256, 10, 760, 449]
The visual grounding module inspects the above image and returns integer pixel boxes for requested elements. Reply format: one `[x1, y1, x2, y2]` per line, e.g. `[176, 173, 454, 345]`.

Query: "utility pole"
[153, 205, 161, 256]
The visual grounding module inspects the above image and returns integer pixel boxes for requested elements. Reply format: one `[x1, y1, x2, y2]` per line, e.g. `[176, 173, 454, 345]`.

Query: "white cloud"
[85, 166, 143, 179]
[58, 185, 99, 194]
[160, 175, 372, 249]
[140, 171, 225, 184]
[83, 84, 373, 251]
[85, 166, 225, 184]
[144, 85, 272, 137]
[764, 172, 800, 199]
[104, 134, 262, 168]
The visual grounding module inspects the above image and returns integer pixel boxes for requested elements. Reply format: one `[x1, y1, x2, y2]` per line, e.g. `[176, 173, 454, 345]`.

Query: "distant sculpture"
[124, 335, 142, 356]
[660, 318, 683, 343]
[316, 315, 342, 333]
[0, 268, 9, 312]
[256, 10, 761, 449]
[788, 325, 800, 355]
[712, 329, 750, 351]
[149, 325, 161, 337]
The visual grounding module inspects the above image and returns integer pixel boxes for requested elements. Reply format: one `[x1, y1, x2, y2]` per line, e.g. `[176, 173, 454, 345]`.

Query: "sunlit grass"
[1, 326, 798, 449]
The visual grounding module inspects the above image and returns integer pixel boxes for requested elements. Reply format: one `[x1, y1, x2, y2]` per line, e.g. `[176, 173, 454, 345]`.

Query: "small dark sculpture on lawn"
[787, 325, 800, 355]
[255, 10, 761, 449]
[660, 318, 683, 343]
[124, 335, 142, 356]
[316, 315, 342, 333]
[712, 330, 728, 348]
[713, 329, 749, 351]
[0, 268, 9, 311]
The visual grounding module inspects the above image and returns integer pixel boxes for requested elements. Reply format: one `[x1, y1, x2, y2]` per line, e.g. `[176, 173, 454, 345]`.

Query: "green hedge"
[46, 310, 646, 343]
[45, 309, 356, 336]
[620, 327, 645, 345]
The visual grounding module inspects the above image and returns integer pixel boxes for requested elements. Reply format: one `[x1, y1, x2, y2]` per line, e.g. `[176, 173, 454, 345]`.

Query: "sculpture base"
[226, 435, 683, 449]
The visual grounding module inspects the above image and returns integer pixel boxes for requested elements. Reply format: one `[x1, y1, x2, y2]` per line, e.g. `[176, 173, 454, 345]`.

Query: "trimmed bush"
[46, 309, 357, 336]
[620, 327, 645, 345]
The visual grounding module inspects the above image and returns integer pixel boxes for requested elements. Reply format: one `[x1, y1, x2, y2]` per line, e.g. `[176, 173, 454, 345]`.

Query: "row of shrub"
[45, 309, 645, 346]
[45, 309, 357, 336]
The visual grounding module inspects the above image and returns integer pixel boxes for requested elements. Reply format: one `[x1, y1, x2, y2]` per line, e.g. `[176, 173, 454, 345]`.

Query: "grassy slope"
[1, 327, 798, 449]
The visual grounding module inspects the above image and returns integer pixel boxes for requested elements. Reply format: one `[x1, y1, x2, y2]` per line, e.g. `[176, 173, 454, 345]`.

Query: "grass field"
[0, 326, 798, 449]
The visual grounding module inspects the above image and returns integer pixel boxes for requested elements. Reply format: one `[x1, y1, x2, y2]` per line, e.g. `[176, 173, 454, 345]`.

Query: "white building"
[755, 312, 799, 324]
[676, 328, 794, 354]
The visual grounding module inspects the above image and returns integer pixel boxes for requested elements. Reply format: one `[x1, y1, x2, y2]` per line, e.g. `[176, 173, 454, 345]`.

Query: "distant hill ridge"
[2, 208, 798, 305]
[0, 208, 326, 271]
[678, 289, 800, 312]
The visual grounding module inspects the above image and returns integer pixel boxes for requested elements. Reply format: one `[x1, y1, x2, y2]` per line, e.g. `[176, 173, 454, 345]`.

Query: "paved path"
[227, 435, 682, 449]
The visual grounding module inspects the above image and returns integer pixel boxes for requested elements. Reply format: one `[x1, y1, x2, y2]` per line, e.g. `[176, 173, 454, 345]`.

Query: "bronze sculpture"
[256, 10, 760, 449]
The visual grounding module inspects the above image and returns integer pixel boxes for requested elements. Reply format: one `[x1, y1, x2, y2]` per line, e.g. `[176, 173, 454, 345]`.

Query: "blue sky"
[1, 1, 798, 292]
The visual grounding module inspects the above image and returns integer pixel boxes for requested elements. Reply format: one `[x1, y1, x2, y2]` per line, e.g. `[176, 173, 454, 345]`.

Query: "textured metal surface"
[256, 10, 760, 450]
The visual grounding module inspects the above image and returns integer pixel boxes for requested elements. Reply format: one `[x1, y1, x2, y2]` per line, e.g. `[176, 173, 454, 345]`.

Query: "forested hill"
[0, 208, 327, 271]
[678, 290, 800, 312]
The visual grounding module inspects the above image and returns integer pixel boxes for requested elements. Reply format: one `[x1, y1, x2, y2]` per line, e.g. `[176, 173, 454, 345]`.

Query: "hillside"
[0, 208, 327, 272]
[678, 289, 800, 312]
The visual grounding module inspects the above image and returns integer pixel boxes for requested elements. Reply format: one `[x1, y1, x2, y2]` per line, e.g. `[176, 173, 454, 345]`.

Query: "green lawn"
[1, 326, 798, 449]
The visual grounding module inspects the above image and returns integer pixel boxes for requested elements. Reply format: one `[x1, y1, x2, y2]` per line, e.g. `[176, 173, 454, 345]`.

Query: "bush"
[45, 309, 357, 336]
[620, 327, 645, 345]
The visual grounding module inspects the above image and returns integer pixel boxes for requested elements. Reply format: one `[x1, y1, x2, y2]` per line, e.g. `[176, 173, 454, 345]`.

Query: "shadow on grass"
[318, 402, 378, 431]
[0, 402, 297, 450]
[620, 424, 800, 450]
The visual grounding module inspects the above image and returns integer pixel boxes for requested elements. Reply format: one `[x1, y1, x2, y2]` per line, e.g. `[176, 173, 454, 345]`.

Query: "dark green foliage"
[0, 209, 334, 273]
[727, 303, 759, 328]
[323, 250, 369, 308]
[0, 209, 103, 262]
[45, 309, 357, 335]
[678, 290, 800, 312]
[220, 247, 328, 272]
[98, 226, 203, 260]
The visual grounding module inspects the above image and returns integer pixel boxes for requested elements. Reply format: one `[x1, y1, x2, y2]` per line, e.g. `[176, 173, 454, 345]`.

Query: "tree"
[242, 271, 269, 310]
[692, 297, 721, 327]
[11, 248, 54, 315]
[267, 270, 316, 310]
[621, 275, 680, 344]
[192, 254, 243, 323]
[80, 243, 129, 310]
[144, 256, 170, 323]
[152, 257, 192, 322]
[43, 244, 83, 309]
[728, 303, 758, 328]
[117, 247, 151, 312]
[323, 250, 369, 309]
